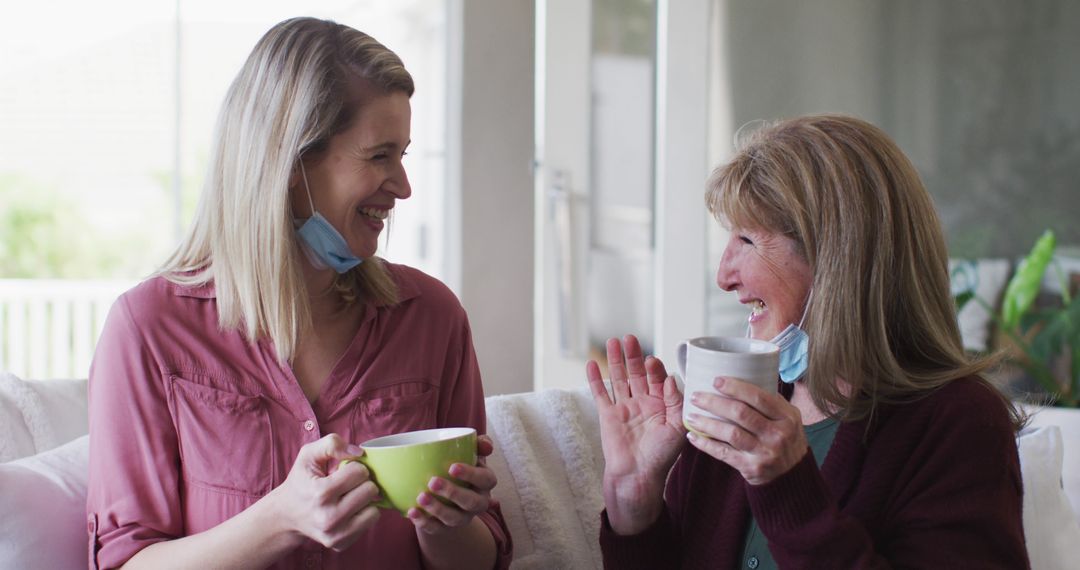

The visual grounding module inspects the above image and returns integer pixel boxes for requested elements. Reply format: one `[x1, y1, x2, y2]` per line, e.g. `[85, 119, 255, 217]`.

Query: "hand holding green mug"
[339, 427, 478, 516]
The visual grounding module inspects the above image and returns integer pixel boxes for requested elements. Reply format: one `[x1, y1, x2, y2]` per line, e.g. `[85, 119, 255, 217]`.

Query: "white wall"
[448, 0, 535, 395]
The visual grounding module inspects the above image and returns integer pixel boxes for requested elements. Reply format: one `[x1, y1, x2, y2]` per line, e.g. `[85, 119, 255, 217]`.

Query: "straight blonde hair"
[707, 114, 1021, 428]
[159, 17, 414, 364]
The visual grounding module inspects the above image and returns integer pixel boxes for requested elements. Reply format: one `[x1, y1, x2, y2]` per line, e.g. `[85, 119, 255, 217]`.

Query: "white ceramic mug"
[677, 336, 779, 431]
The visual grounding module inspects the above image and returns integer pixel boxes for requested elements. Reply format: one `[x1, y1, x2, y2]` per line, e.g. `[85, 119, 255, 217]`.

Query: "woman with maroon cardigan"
[587, 115, 1028, 569]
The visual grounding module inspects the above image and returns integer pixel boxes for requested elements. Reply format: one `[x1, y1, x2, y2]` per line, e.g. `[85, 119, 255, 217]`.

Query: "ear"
[287, 163, 302, 190]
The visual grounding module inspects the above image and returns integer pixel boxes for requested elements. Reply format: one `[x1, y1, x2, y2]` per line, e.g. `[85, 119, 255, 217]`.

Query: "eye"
[371, 153, 389, 161]
[400, 150, 409, 159]
[738, 235, 754, 245]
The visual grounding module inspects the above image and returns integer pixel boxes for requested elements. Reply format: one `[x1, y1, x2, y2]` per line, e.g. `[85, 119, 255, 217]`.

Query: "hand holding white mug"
[586, 334, 686, 535]
[676, 336, 779, 433]
[685, 376, 808, 486]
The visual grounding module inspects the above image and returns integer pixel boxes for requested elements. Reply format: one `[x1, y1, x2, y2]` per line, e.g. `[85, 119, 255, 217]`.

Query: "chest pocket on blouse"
[352, 380, 437, 441]
[168, 375, 273, 497]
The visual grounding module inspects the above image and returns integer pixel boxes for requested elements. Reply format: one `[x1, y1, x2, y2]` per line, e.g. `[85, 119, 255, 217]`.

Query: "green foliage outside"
[0, 174, 130, 279]
[0, 167, 202, 280]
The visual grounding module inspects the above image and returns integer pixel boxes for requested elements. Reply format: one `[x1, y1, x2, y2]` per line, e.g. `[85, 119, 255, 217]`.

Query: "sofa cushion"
[1016, 425, 1080, 569]
[0, 435, 89, 568]
[0, 372, 88, 462]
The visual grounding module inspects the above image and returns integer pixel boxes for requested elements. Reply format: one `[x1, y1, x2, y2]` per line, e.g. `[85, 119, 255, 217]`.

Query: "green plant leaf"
[954, 290, 975, 312]
[1001, 230, 1056, 330]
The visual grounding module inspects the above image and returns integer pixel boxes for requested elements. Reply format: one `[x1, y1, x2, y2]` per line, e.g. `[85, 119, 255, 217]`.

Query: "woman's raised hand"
[270, 434, 383, 552]
[586, 334, 686, 535]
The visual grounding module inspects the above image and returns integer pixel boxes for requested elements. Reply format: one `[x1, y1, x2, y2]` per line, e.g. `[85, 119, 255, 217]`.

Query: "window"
[0, 0, 448, 378]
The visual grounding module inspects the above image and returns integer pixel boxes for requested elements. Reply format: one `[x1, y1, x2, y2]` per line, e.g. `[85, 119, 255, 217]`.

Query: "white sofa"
[2, 371, 1079, 569]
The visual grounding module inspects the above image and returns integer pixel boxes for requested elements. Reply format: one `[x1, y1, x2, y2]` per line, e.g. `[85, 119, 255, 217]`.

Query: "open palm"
[586, 335, 686, 489]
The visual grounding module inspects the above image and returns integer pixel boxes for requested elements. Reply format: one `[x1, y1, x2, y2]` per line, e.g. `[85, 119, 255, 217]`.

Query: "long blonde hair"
[159, 17, 413, 363]
[707, 114, 1020, 427]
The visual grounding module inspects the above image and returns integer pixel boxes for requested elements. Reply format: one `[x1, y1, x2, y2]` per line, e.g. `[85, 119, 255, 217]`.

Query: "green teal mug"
[340, 427, 477, 516]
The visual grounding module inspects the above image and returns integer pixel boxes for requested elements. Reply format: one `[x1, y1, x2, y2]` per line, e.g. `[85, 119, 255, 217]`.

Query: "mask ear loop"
[797, 288, 813, 328]
[298, 160, 317, 216]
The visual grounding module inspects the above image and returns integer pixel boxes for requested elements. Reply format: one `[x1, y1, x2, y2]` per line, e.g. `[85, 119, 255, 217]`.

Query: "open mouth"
[358, 207, 389, 220]
[749, 299, 766, 318]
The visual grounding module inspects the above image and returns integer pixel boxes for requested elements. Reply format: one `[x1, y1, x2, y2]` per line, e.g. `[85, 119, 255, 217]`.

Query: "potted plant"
[962, 230, 1079, 408]
[958, 229, 1080, 522]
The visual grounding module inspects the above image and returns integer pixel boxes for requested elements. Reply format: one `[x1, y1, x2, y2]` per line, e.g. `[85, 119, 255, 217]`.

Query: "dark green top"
[738, 417, 840, 570]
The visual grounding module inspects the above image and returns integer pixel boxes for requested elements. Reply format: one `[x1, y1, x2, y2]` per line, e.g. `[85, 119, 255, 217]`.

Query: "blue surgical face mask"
[770, 323, 809, 383]
[748, 290, 812, 383]
[293, 161, 363, 274]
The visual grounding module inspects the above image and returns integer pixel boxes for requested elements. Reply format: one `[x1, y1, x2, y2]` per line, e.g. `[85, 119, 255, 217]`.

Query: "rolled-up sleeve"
[87, 294, 181, 569]
[438, 314, 513, 569]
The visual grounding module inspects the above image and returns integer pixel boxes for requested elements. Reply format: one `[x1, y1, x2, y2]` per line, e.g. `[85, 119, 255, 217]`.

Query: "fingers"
[448, 462, 497, 492]
[663, 376, 686, 432]
[685, 412, 757, 452]
[644, 356, 668, 397]
[606, 338, 631, 402]
[407, 461, 497, 533]
[586, 360, 613, 409]
[300, 434, 353, 476]
[645, 354, 669, 382]
[622, 335, 649, 398]
[711, 377, 784, 420]
[325, 504, 382, 552]
[335, 468, 382, 513]
[477, 434, 494, 457]
[689, 388, 770, 436]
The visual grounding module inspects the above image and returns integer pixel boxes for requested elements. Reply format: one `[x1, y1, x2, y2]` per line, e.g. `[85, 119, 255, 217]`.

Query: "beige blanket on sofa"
[485, 387, 605, 570]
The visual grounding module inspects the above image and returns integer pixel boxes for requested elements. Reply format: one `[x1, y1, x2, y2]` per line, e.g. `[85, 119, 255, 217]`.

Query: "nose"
[387, 162, 412, 200]
[716, 238, 738, 291]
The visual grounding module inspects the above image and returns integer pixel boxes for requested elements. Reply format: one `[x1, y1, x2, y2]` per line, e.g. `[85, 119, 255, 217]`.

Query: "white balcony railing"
[0, 279, 134, 380]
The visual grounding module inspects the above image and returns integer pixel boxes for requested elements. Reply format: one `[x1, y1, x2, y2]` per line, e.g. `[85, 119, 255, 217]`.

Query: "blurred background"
[1, 0, 1077, 394]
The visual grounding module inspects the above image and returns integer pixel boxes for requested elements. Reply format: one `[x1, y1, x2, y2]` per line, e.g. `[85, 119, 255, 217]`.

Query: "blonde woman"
[87, 18, 510, 569]
[588, 115, 1027, 568]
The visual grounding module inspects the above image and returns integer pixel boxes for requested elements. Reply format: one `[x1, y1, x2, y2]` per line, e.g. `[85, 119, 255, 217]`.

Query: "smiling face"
[292, 87, 412, 262]
[716, 227, 813, 341]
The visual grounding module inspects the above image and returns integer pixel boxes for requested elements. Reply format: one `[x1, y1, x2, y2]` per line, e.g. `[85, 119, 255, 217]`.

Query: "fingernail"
[714, 377, 726, 389]
[687, 432, 698, 443]
[428, 477, 445, 491]
[449, 464, 464, 477]
[346, 444, 363, 456]
[687, 414, 699, 426]
[690, 392, 701, 404]
[417, 492, 433, 506]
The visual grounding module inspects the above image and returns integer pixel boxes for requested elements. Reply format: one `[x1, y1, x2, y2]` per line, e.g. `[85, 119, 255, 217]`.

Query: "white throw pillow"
[1017, 425, 1080, 570]
[0, 372, 43, 462]
[0, 372, 88, 462]
[0, 435, 89, 569]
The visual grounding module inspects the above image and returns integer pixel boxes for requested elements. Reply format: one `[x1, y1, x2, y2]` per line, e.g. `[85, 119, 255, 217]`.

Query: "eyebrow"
[359, 140, 412, 154]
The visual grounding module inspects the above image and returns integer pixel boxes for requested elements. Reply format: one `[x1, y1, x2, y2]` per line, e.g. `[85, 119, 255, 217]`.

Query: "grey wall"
[453, 0, 535, 395]
[715, 0, 1080, 259]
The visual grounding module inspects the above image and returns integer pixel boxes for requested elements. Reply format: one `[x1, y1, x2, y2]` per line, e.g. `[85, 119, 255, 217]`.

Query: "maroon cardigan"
[599, 377, 1029, 569]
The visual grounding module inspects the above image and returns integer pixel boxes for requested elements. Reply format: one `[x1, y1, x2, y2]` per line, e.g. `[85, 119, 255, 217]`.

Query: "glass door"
[535, 0, 712, 390]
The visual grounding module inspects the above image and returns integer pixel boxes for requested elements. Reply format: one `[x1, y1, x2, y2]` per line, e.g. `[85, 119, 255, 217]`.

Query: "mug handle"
[339, 456, 393, 509]
[676, 340, 689, 382]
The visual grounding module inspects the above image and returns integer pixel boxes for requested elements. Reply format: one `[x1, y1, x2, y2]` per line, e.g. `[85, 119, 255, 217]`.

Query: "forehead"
[334, 89, 412, 148]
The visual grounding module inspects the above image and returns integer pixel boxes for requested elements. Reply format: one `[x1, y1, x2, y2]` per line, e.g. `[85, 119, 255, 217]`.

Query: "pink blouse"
[86, 264, 512, 569]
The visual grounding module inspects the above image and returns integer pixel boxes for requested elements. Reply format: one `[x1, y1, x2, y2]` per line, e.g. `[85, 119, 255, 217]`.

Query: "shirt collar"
[171, 263, 422, 305]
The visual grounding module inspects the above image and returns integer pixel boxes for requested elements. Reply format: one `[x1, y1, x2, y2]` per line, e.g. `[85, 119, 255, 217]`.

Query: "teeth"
[750, 300, 766, 315]
[359, 207, 389, 220]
